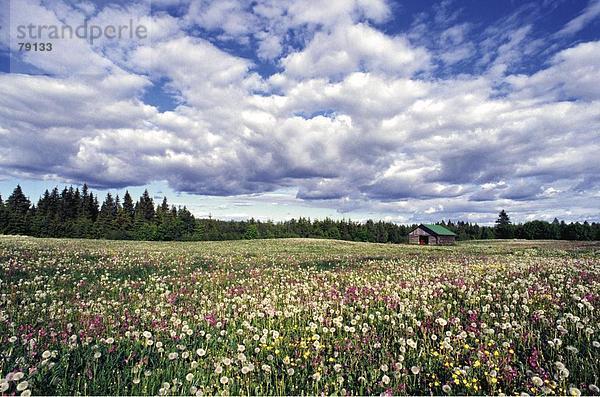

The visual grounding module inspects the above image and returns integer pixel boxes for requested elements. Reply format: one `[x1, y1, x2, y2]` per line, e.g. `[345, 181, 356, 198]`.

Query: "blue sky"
[0, 0, 599, 224]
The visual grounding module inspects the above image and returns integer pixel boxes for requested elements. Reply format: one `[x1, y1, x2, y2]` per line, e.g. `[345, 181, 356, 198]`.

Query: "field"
[1, 237, 599, 396]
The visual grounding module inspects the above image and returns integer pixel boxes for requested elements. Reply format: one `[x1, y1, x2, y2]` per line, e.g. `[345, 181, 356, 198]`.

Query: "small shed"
[408, 224, 456, 245]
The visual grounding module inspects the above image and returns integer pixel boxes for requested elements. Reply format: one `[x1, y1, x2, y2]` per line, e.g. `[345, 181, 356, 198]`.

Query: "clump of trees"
[0, 185, 198, 241]
[491, 209, 597, 241]
[0, 185, 598, 242]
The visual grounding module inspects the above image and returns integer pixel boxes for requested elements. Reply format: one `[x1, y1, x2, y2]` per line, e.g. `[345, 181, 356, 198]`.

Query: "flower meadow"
[1, 236, 599, 396]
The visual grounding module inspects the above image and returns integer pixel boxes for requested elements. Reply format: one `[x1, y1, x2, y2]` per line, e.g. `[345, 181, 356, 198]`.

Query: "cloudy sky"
[0, 0, 599, 224]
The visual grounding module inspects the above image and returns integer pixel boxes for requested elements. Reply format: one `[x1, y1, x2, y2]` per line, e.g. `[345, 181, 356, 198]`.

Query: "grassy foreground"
[0, 236, 599, 395]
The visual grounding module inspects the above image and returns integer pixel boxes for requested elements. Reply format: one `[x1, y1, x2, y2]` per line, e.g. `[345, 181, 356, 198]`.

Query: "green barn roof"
[421, 224, 457, 236]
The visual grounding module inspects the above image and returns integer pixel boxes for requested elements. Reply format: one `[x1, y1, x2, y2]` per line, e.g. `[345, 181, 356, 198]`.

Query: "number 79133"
[18, 42, 53, 51]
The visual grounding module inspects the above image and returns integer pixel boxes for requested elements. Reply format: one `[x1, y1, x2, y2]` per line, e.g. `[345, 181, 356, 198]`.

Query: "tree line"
[0, 185, 598, 242]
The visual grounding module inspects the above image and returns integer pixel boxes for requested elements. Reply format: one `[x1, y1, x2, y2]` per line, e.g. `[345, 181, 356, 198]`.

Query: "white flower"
[410, 366, 420, 375]
[220, 376, 228, 385]
[21, 390, 32, 397]
[186, 373, 194, 382]
[94, 352, 102, 359]
[382, 375, 390, 385]
[532, 376, 543, 387]
[105, 337, 114, 344]
[380, 364, 388, 372]
[13, 372, 25, 381]
[436, 318, 448, 327]
[215, 366, 223, 374]
[1, 383, 9, 393]
[237, 344, 245, 352]
[16, 381, 29, 392]
[241, 366, 251, 374]
[313, 372, 322, 382]
[168, 352, 178, 360]
[196, 348, 206, 357]
[442, 384, 451, 393]
[287, 368, 295, 376]
[334, 364, 342, 372]
[143, 331, 152, 338]
[42, 350, 52, 359]
[133, 378, 141, 384]
[569, 387, 581, 396]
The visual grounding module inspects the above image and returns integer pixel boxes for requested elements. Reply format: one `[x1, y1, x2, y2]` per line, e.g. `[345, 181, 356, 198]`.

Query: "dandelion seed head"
[16, 381, 28, 392]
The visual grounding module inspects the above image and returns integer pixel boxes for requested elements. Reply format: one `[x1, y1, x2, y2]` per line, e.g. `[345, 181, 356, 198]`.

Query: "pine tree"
[91, 194, 100, 221]
[160, 197, 169, 213]
[5, 185, 31, 234]
[122, 191, 135, 221]
[0, 194, 6, 233]
[177, 206, 195, 237]
[494, 209, 514, 239]
[80, 184, 91, 219]
[136, 190, 155, 221]
[98, 193, 117, 236]
[37, 190, 51, 216]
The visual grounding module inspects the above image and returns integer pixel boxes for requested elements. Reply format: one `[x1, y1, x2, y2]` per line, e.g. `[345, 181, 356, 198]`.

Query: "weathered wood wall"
[408, 227, 456, 245]
[408, 227, 436, 244]
[437, 236, 455, 245]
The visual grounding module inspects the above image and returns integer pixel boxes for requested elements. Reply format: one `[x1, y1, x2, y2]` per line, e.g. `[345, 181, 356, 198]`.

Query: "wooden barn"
[408, 224, 456, 245]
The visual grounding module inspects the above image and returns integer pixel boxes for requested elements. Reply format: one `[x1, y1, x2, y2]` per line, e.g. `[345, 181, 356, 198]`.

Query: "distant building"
[408, 224, 456, 245]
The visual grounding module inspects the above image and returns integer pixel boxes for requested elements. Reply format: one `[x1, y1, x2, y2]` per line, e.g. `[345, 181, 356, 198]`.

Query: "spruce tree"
[80, 184, 90, 219]
[122, 191, 135, 221]
[494, 209, 514, 239]
[6, 185, 31, 234]
[97, 193, 117, 237]
[137, 190, 155, 221]
[0, 194, 5, 233]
